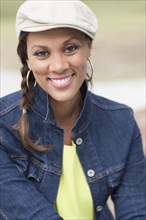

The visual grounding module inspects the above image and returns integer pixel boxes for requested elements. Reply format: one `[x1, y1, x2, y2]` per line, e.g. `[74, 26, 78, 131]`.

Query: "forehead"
[27, 28, 86, 42]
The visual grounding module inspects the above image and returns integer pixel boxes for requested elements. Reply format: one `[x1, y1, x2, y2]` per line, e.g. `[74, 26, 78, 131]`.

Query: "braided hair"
[14, 32, 52, 152]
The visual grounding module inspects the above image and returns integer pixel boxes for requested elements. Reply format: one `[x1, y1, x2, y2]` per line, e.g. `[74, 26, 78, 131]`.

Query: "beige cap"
[16, 0, 98, 39]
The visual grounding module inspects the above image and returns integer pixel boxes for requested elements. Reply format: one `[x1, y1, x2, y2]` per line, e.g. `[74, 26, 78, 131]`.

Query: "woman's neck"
[49, 91, 83, 146]
[49, 91, 83, 127]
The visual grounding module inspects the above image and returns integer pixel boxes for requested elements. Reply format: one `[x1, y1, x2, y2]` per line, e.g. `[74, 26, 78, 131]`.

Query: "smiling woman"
[0, 1, 146, 220]
[26, 28, 91, 102]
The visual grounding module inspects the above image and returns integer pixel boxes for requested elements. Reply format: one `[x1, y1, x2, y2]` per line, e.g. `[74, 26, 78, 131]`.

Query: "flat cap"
[16, 0, 98, 39]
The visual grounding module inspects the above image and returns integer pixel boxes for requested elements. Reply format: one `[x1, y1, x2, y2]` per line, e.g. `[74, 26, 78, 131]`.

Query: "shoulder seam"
[92, 100, 131, 111]
[0, 100, 20, 116]
[89, 92, 132, 111]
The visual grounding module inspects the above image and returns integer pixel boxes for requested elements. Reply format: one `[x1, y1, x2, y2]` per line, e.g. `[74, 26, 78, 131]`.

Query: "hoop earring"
[26, 69, 36, 90]
[86, 58, 93, 82]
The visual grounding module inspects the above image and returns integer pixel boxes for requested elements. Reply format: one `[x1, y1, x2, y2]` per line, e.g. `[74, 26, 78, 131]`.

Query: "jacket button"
[96, 206, 103, 212]
[87, 169, 95, 177]
[76, 138, 83, 145]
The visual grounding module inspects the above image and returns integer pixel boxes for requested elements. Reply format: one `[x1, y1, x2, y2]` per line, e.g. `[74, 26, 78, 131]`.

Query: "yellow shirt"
[56, 142, 94, 220]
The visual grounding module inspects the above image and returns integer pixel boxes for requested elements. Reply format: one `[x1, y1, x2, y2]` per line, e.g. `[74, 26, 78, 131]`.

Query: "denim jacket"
[0, 83, 146, 220]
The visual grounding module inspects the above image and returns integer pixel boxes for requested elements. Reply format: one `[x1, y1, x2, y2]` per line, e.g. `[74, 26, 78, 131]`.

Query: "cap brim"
[20, 24, 95, 40]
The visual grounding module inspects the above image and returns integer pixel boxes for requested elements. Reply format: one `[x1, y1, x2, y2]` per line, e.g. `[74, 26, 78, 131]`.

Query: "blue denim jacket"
[0, 83, 146, 220]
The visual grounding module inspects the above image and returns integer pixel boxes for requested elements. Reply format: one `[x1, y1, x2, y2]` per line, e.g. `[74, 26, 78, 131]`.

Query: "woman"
[0, 1, 146, 220]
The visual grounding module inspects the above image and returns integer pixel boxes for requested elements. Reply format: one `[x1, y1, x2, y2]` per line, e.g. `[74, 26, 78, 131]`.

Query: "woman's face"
[26, 28, 92, 102]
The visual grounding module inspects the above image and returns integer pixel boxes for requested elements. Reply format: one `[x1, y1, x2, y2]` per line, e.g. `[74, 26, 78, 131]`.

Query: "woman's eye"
[34, 50, 49, 57]
[65, 45, 79, 53]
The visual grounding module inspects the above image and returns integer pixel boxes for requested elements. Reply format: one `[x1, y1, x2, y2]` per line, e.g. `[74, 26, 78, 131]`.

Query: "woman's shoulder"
[89, 91, 132, 112]
[88, 91, 135, 128]
[0, 90, 21, 116]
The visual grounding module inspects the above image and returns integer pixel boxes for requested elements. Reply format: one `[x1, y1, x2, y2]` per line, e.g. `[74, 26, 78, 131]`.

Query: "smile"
[48, 74, 74, 88]
[51, 75, 72, 85]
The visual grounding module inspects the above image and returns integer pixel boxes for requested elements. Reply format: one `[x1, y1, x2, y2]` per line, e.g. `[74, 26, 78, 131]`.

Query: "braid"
[13, 31, 53, 152]
[20, 65, 34, 109]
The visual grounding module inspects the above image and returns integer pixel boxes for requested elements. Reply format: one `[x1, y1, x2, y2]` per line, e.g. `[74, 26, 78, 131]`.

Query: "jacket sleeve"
[0, 147, 63, 220]
[111, 120, 146, 220]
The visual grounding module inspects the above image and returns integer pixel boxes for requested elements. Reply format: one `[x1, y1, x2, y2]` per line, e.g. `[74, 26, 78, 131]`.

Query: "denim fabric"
[0, 84, 146, 220]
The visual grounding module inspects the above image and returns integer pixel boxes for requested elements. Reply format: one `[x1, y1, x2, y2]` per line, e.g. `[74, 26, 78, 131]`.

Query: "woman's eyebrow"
[31, 45, 48, 51]
[63, 36, 82, 45]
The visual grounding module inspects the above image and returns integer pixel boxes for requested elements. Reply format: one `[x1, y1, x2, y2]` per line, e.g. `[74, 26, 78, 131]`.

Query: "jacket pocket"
[11, 154, 44, 187]
[105, 163, 125, 189]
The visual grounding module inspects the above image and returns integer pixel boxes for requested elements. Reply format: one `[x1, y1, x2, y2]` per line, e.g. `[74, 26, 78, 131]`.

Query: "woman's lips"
[48, 74, 74, 88]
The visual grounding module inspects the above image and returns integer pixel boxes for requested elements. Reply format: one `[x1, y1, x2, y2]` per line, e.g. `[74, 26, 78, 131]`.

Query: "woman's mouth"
[48, 74, 74, 88]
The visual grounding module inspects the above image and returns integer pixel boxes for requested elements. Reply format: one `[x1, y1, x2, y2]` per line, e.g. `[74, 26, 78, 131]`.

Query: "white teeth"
[51, 76, 72, 85]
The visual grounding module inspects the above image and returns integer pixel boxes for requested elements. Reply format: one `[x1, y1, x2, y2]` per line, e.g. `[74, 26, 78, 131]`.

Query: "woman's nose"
[49, 54, 69, 73]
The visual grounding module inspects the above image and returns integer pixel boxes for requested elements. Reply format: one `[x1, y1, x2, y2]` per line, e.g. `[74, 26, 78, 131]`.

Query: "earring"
[26, 69, 36, 90]
[86, 58, 93, 82]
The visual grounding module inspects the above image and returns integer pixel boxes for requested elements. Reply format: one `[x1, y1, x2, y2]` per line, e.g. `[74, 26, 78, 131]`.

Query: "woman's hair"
[13, 32, 50, 152]
[14, 31, 92, 152]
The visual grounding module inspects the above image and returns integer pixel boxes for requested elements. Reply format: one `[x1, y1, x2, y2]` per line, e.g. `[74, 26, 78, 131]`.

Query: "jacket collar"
[72, 82, 93, 134]
[31, 82, 93, 133]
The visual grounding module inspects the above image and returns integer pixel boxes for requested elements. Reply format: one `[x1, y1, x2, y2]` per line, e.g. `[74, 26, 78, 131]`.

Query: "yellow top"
[56, 142, 94, 220]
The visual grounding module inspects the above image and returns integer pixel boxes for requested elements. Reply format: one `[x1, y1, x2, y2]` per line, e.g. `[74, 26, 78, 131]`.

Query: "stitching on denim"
[0, 100, 20, 116]
[0, 209, 10, 220]
[88, 163, 125, 183]
[105, 163, 125, 176]
[92, 100, 131, 111]
[89, 92, 132, 111]
[30, 107, 45, 119]
[11, 155, 48, 171]
[11, 155, 61, 175]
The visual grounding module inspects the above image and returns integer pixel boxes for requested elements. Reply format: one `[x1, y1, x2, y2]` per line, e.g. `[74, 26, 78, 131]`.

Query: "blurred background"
[1, 0, 145, 151]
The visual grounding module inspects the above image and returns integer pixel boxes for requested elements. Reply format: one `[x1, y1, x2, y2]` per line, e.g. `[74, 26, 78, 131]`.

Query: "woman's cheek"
[71, 54, 87, 72]
[31, 61, 49, 76]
